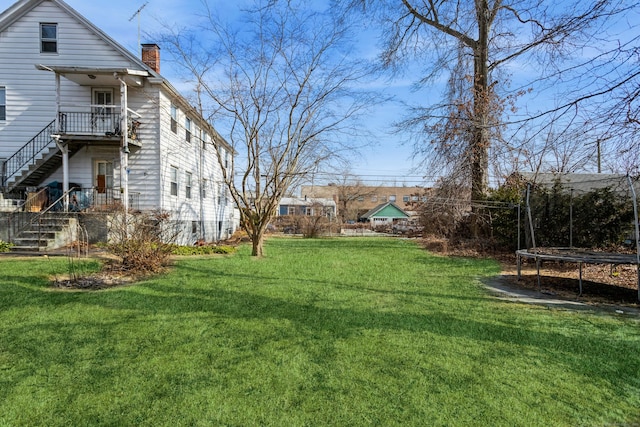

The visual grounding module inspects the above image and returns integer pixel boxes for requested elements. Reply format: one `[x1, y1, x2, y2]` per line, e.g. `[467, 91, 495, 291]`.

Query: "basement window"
[40, 23, 58, 53]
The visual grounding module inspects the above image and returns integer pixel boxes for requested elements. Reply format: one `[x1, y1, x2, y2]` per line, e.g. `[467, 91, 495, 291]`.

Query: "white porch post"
[55, 73, 69, 212]
[118, 76, 129, 211]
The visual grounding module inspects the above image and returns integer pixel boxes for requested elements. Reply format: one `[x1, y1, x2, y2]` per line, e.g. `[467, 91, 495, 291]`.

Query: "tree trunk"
[472, 0, 490, 203]
[470, 0, 491, 237]
[251, 230, 265, 257]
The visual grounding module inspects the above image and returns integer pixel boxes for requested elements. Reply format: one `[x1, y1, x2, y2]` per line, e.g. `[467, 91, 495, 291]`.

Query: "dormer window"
[40, 23, 57, 53]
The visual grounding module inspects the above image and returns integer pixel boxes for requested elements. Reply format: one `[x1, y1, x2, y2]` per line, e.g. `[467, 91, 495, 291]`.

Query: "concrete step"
[10, 245, 46, 252]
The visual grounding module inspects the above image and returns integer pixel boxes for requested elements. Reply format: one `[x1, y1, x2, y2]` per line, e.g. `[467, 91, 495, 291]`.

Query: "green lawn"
[0, 237, 639, 426]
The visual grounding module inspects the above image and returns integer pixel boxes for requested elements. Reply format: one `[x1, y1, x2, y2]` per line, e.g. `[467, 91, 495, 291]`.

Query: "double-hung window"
[185, 117, 192, 143]
[170, 166, 178, 196]
[170, 104, 177, 133]
[40, 23, 57, 53]
[185, 172, 192, 199]
[0, 87, 6, 121]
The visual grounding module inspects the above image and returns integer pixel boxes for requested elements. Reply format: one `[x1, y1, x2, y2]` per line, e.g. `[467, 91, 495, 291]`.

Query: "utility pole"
[129, 2, 149, 53]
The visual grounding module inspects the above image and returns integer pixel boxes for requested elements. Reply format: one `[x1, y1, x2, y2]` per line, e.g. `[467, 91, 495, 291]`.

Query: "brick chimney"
[141, 43, 160, 73]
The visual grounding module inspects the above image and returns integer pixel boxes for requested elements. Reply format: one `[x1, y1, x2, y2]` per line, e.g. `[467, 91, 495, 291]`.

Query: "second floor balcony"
[56, 110, 141, 146]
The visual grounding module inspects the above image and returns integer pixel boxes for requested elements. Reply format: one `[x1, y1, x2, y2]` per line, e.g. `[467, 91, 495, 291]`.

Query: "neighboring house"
[301, 184, 430, 221]
[0, 0, 237, 245]
[278, 197, 336, 218]
[360, 202, 409, 226]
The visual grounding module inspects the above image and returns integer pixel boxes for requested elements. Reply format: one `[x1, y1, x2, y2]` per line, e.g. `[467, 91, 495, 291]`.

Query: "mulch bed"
[421, 237, 640, 308]
[52, 260, 159, 290]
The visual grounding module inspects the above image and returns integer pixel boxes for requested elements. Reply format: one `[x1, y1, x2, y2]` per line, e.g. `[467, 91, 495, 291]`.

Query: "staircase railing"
[2, 119, 56, 187]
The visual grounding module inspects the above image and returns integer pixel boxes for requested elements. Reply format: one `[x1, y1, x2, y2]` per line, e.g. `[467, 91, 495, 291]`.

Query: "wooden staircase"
[8, 145, 83, 190]
[10, 213, 79, 252]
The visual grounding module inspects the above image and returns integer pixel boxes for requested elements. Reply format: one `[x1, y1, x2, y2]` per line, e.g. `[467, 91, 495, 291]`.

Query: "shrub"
[0, 240, 14, 252]
[170, 245, 237, 256]
[106, 210, 176, 273]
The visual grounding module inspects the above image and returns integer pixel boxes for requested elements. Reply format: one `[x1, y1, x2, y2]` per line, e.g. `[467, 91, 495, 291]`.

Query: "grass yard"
[0, 237, 639, 426]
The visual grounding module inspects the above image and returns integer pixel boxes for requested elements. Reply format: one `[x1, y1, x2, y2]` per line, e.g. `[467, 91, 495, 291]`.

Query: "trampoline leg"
[536, 257, 541, 291]
[579, 262, 583, 296]
[517, 254, 521, 280]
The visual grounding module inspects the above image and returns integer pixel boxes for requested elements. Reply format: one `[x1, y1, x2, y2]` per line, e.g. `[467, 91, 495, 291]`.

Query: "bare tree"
[327, 171, 379, 223]
[162, 1, 373, 256]
[341, 0, 631, 202]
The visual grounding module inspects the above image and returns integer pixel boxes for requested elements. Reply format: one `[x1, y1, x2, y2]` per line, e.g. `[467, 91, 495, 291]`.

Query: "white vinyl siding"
[0, 0, 237, 243]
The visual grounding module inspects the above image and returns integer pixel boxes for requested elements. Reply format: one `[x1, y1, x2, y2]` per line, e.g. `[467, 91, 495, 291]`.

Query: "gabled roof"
[0, 0, 233, 153]
[0, 0, 155, 76]
[360, 202, 409, 219]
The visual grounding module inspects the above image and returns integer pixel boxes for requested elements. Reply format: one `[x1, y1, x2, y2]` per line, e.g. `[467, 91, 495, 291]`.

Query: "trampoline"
[516, 174, 640, 302]
[516, 247, 639, 298]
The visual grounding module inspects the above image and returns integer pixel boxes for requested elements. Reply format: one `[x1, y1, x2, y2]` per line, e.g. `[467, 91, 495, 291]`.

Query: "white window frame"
[170, 104, 178, 133]
[40, 23, 58, 53]
[94, 160, 114, 193]
[0, 87, 5, 121]
[202, 131, 208, 150]
[185, 117, 192, 143]
[185, 171, 192, 199]
[170, 166, 178, 197]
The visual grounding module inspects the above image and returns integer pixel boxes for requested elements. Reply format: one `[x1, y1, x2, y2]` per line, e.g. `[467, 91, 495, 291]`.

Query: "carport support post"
[627, 175, 640, 302]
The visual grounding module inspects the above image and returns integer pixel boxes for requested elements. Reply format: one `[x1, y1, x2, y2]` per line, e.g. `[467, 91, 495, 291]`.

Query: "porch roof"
[35, 64, 148, 87]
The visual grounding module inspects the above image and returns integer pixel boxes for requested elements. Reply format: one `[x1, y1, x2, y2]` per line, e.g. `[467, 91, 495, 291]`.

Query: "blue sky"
[0, 0, 424, 186]
[2, 0, 639, 185]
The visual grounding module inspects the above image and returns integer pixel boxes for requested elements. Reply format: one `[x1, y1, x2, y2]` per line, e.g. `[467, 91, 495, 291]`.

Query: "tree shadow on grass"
[2, 261, 639, 404]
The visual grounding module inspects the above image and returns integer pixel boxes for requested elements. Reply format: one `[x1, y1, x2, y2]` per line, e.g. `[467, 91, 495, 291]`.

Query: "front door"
[92, 89, 115, 134]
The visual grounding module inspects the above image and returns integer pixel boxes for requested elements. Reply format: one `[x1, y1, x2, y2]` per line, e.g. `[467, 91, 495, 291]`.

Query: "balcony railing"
[22, 186, 140, 212]
[58, 111, 122, 136]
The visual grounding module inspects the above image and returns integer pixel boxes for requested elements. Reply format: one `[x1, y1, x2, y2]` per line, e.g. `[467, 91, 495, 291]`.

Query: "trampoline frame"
[516, 247, 640, 297]
[519, 175, 640, 302]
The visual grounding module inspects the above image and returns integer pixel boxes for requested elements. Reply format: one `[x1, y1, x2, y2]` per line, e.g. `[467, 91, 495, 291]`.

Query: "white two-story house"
[0, 0, 237, 245]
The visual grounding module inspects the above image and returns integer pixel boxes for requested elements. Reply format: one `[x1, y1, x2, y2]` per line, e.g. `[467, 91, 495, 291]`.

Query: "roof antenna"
[129, 1, 149, 53]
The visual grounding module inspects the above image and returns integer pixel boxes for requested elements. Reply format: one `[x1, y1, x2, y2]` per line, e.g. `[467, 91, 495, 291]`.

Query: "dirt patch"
[501, 260, 639, 307]
[51, 260, 164, 290]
